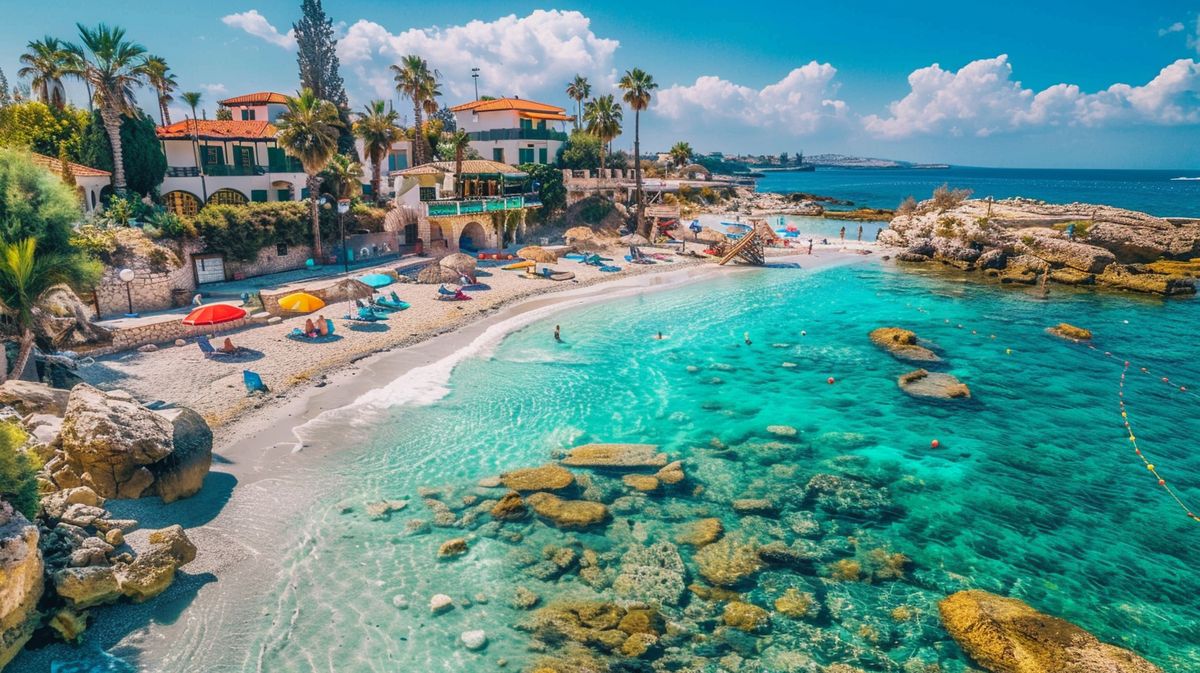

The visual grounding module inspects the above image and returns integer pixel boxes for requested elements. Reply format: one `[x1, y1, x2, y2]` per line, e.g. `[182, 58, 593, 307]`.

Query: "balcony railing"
[425, 195, 540, 218]
[467, 128, 568, 142]
[166, 160, 305, 178]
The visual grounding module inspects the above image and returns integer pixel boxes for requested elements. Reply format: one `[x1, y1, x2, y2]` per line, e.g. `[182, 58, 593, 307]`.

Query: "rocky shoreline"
[878, 197, 1200, 295]
[709, 187, 894, 221]
[0, 381, 210, 669]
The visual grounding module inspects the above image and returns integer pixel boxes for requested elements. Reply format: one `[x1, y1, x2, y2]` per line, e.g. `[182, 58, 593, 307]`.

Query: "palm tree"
[321, 153, 363, 200]
[18, 37, 70, 109]
[143, 55, 177, 126]
[583, 94, 623, 183]
[0, 239, 77, 382]
[275, 88, 343, 260]
[390, 55, 439, 166]
[669, 141, 693, 169]
[566, 75, 591, 131]
[179, 91, 206, 198]
[618, 68, 658, 237]
[448, 130, 471, 196]
[180, 91, 202, 121]
[65, 24, 149, 195]
[353, 100, 402, 203]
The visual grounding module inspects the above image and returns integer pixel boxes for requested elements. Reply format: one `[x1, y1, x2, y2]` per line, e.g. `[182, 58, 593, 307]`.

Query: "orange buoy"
[827, 377, 835, 384]
[931, 439, 940, 449]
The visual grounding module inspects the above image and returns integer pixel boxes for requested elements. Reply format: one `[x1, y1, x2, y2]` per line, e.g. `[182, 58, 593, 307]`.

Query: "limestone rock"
[723, 601, 770, 632]
[0, 380, 70, 416]
[113, 525, 195, 602]
[461, 629, 487, 650]
[438, 538, 468, 559]
[1098, 264, 1195, 295]
[500, 464, 575, 492]
[622, 474, 659, 492]
[561, 444, 668, 470]
[774, 588, 817, 619]
[1020, 236, 1116, 274]
[40, 487, 104, 520]
[732, 499, 776, 515]
[655, 461, 685, 485]
[898, 369, 971, 400]
[365, 500, 408, 520]
[675, 518, 723, 547]
[490, 491, 528, 520]
[48, 607, 88, 642]
[939, 590, 1162, 673]
[694, 536, 762, 587]
[1048, 323, 1092, 341]
[146, 406, 213, 503]
[430, 594, 453, 613]
[525, 493, 609, 530]
[612, 542, 686, 606]
[512, 586, 540, 609]
[53, 565, 121, 608]
[869, 328, 941, 363]
[0, 502, 44, 670]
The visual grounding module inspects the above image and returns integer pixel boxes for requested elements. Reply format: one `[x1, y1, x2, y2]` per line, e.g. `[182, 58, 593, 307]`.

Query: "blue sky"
[1, 0, 1198, 168]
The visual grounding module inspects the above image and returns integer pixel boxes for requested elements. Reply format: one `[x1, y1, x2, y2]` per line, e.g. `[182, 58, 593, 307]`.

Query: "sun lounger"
[374, 292, 410, 311]
[196, 335, 245, 358]
[436, 285, 472, 301]
[243, 370, 269, 394]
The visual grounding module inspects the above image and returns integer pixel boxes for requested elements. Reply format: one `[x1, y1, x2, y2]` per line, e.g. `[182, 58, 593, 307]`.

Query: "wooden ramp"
[717, 222, 771, 266]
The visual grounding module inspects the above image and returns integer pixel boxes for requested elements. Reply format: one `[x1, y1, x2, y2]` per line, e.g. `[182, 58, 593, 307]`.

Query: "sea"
[754, 166, 1200, 218]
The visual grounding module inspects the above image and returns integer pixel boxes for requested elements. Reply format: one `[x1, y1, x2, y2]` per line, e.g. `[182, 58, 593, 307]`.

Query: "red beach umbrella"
[182, 304, 247, 326]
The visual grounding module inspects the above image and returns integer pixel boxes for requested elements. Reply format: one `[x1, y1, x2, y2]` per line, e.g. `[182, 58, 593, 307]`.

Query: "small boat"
[501, 260, 535, 270]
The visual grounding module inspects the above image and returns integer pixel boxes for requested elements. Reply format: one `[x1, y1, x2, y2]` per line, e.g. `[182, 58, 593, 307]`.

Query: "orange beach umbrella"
[278, 292, 325, 313]
[182, 304, 247, 326]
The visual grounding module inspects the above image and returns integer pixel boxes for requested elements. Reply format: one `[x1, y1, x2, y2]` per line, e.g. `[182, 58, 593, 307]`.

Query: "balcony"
[165, 160, 305, 178]
[425, 195, 539, 218]
[467, 128, 568, 142]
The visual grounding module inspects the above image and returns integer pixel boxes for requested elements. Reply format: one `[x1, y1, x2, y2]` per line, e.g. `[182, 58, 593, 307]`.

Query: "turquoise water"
[226, 260, 1200, 673]
[756, 167, 1200, 216]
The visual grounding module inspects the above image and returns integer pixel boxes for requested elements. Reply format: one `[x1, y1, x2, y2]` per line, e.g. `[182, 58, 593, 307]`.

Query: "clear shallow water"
[223, 261, 1200, 673]
[756, 167, 1200, 216]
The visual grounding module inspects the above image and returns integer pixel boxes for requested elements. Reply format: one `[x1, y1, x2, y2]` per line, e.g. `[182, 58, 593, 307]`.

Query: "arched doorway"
[458, 221, 487, 252]
[163, 190, 201, 216]
[208, 188, 248, 206]
[270, 180, 295, 202]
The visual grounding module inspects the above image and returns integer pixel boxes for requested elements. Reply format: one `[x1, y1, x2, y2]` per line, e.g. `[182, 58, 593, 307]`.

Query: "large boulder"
[1097, 265, 1196, 296]
[939, 590, 1162, 673]
[1087, 218, 1200, 263]
[0, 381, 70, 416]
[500, 464, 575, 492]
[869, 328, 941, 363]
[525, 493, 609, 530]
[53, 385, 211, 501]
[1019, 236, 1116, 274]
[52, 565, 121, 609]
[898, 369, 971, 400]
[112, 525, 196, 602]
[145, 407, 213, 503]
[0, 502, 43, 670]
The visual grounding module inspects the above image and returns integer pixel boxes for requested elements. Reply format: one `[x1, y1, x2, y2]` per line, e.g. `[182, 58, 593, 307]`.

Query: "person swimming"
[554, 325, 562, 342]
[744, 331, 752, 345]
[656, 331, 663, 340]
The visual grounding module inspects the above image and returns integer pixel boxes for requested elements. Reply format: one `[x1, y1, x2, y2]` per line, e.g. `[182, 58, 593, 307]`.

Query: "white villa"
[450, 97, 572, 166]
[29, 152, 112, 214]
[218, 91, 290, 122]
[391, 159, 540, 253]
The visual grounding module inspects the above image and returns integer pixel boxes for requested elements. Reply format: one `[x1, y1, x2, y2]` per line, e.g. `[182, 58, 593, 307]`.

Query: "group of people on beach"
[838, 225, 864, 242]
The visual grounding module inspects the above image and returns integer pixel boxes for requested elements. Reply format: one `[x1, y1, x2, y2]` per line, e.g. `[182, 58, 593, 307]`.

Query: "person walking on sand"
[808, 239, 813, 255]
[857, 225, 863, 242]
[554, 325, 562, 342]
[839, 226, 846, 242]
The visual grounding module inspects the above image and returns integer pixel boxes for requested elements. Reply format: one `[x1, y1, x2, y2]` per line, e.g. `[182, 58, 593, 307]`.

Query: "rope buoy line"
[902, 303, 1200, 523]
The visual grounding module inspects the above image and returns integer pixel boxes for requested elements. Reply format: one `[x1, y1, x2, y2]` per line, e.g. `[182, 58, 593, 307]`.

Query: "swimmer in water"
[744, 331, 752, 345]
[656, 331, 663, 340]
[554, 325, 561, 342]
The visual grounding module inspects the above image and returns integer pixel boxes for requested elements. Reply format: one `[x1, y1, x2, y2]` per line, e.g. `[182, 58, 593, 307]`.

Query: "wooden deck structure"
[716, 220, 775, 266]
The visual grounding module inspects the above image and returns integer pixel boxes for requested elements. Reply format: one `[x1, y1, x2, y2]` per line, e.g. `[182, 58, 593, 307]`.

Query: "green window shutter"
[301, 188, 310, 199]
[235, 146, 255, 169]
[277, 189, 291, 201]
[493, 148, 504, 163]
[201, 145, 224, 166]
[538, 148, 548, 164]
[267, 147, 284, 170]
[520, 118, 532, 130]
[251, 190, 268, 202]
[518, 148, 534, 164]
[362, 183, 373, 195]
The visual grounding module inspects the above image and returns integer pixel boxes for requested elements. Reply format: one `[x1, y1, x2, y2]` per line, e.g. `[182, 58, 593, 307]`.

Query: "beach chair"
[374, 292, 410, 311]
[196, 335, 234, 359]
[243, 370, 269, 394]
[352, 306, 383, 322]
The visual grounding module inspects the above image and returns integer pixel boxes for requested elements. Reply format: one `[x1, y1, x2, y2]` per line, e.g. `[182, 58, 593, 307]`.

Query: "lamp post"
[471, 67, 480, 100]
[118, 268, 138, 318]
[338, 198, 351, 274]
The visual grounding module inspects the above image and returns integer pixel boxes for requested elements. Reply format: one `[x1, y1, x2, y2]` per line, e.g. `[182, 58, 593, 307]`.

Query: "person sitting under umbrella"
[219, 337, 239, 354]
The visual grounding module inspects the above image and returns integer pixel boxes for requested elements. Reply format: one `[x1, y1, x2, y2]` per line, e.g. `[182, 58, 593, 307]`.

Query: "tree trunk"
[596, 145, 605, 197]
[100, 106, 128, 194]
[308, 174, 323, 260]
[372, 157, 383, 205]
[634, 110, 646, 238]
[8, 329, 35, 382]
[412, 104, 424, 165]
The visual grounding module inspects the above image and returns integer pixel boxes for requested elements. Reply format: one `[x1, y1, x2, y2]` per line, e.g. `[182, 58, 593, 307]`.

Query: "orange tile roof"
[157, 119, 278, 140]
[450, 97, 566, 114]
[219, 92, 290, 106]
[28, 152, 111, 178]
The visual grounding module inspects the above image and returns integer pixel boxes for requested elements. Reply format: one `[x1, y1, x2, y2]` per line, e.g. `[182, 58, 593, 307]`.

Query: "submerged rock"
[1048, 323, 1092, 341]
[675, 518, 724, 547]
[655, 461, 686, 485]
[460, 629, 487, 650]
[939, 590, 1162, 673]
[430, 594, 454, 613]
[612, 542, 686, 606]
[723, 601, 770, 632]
[490, 491, 528, 520]
[438, 538, 469, 559]
[621, 474, 659, 492]
[500, 464, 575, 492]
[898, 369, 971, 400]
[806, 473, 894, 519]
[774, 588, 818, 619]
[869, 328, 941, 363]
[525, 493, 609, 529]
[561, 444, 668, 470]
[694, 536, 762, 587]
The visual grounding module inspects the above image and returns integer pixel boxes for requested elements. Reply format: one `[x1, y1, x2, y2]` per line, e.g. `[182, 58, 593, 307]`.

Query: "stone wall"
[85, 316, 250, 356]
[222, 243, 314, 281]
[92, 255, 194, 319]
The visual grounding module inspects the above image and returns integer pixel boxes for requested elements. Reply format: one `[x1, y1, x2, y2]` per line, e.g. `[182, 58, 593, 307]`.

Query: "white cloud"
[336, 10, 619, 105]
[221, 10, 296, 49]
[1190, 17, 1200, 53]
[654, 62, 848, 135]
[1159, 21, 1184, 37]
[201, 83, 228, 96]
[864, 55, 1200, 139]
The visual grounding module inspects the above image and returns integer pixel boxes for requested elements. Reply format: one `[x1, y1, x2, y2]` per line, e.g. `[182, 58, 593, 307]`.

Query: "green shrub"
[189, 202, 314, 262]
[0, 422, 39, 519]
[931, 184, 972, 212]
[579, 199, 613, 224]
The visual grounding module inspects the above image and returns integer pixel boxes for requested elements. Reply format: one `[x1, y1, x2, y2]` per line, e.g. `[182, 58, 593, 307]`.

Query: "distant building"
[391, 159, 540, 253]
[353, 137, 412, 199]
[155, 118, 309, 215]
[450, 98, 572, 166]
[217, 91, 291, 123]
[28, 152, 111, 214]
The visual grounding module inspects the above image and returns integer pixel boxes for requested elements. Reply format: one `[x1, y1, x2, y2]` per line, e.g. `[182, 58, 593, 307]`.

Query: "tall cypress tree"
[0, 68, 10, 108]
[293, 0, 356, 155]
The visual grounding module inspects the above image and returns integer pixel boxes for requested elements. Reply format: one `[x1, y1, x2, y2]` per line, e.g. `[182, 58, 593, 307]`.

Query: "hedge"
[185, 202, 389, 262]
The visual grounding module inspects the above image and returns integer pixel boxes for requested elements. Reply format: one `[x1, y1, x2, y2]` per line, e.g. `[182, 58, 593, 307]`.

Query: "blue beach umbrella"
[358, 273, 394, 289]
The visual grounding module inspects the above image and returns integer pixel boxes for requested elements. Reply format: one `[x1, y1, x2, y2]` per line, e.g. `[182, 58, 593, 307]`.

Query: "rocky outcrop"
[0, 381, 70, 416]
[525, 493, 609, 529]
[898, 369, 971, 400]
[41, 384, 211, 501]
[612, 542, 686, 606]
[939, 590, 1162, 673]
[0, 502, 43, 671]
[869, 328, 941, 363]
[1048, 323, 1092, 341]
[561, 444, 668, 469]
[881, 198, 1199, 295]
[500, 465, 575, 492]
[113, 525, 196, 602]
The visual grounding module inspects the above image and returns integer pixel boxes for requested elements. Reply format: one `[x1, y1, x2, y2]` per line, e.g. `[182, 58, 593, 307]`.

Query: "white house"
[450, 97, 572, 167]
[353, 138, 412, 200]
[29, 152, 111, 214]
[218, 91, 290, 122]
[156, 118, 309, 216]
